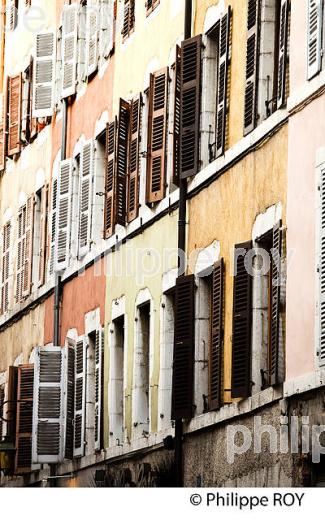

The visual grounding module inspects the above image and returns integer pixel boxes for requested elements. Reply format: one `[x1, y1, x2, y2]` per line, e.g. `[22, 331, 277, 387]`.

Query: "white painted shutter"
[49, 177, 58, 276]
[61, 4, 78, 98]
[85, 3, 99, 77]
[6, 0, 17, 31]
[79, 140, 94, 257]
[74, 337, 87, 458]
[95, 328, 104, 451]
[32, 346, 66, 464]
[32, 32, 56, 117]
[318, 163, 325, 366]
[100, 0, 114, 59]
[307, 0, 323, 80]
[55, 159, 73, 272]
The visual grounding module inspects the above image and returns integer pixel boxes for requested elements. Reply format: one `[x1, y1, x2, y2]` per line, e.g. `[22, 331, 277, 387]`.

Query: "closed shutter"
[22, 196, 34, 298]
[0, 385, 4, 439]
[146, 68, 168, 202]
[1, 222, 11, 314]
[49, 177, 58, 276]
[209, 259, 224, 411]
[270, 222, 283, 385]
[319, 164, 325, 366]
[104, 120, 117, 238]
[277, 0, 289, 108]
[74, 338, 87, 458]
[55, 159, 73, 271]
[79, 141, 94, 257]
[173, 45, 181, 185]
[38, 184, 48, 287]
[171, 274, 195, 420]
[32, 346, 67, 464]
[7, 367, 18, 442]
[243, 0, 261, 136]
[216, 8, 231, 158]
[85, 3, 99, 77]
[15, 365, 34, 474]
[180, 36, 202, 178]
[8, 74, 22, 156]
[307, 0, 323, 80]
[127, 95, 142, 222]
[61, 4, 78, 98]
[95, 328, 104, 451]
[116, 98, 130, 225]
[231, 241, 253, 398]
[32, 32, 56, 117]
[16, 205, 26, 303]
[0, 92, 6, 170]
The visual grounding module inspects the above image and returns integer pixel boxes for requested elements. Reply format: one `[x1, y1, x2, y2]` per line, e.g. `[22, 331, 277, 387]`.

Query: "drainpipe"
[175, 0, 193, 489]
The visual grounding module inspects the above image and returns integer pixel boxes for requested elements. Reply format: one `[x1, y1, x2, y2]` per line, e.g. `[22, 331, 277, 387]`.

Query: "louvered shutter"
[38, 184, 48, 287]
[6, 0, 17, 31]
[116, 98, 130, 225]
[127, 95, 142, 222]
[32, 346, 67, 464]
[6, 367, 18, 442]
[243, 0, 261, 136]
[173, 45, 181, 185]
[64, 344, 75, 460]
[0, 93, 6, 170]
[307, 0, 323, 80]
[16, 205, 26, 303]
[122, 0, 135, 39]
[1, 222, 10, 314]
[85, 3, 99, 77]
[216, 8, 231, 158]
[95, 329, 104, 451]
[22, 196, 34, 298]
[0, 385, 4, 439]
[100, 0, 114, 58]
[104, 120, 117, 238]
[209, 259, 224, 411]
[180, 36, 202, 178]
[49, 177, 58, 276]
[8, 74, 22, 156]
[33, 32, 56, 117]
[74, 338, 87, 458]
[270, 222, 283, 385]
[231, 241, 253, 398]
[79, 141, 94, 257]
[146, 0, 159, 15]
[55, 160, 73, 271]
[319, 164, 325, 366]
[171, 275, 195, 420]
[15, 365, 34, 474]
[277, 0, 289, 108]
[61, 4, 78, 99]
[146, 68, 168, 202]
[28, 57, 38, 141]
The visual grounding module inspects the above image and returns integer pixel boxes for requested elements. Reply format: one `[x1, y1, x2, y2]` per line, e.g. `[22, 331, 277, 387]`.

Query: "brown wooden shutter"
[1, 222, 11, 314]
[104, 119, 117, 238]
[243, 0, 261, 136]
[15, 365, 34, 474]
[23, 196, 34, 298]
[7, 74, 22, 156]
[216, 8, 231, 158]
[146, 0, 159, 15]
[180, 35, 202, 178]
[209, 259, 224, 411]
[231, 241, 252, 398]
[0, 92, 6, 171]
[116, 98, 130, 225]
[127, 95, 142, 222]
[38, 184, 48, 287]
[7, 366, 18, 442]
[277, 0, 289, 109]
[173, 45, 181, 185]
[171, 274, 195, 420]
[122, 0, 135, 39]
[270, 221, 283, 385]
[146, 68, 168, 203]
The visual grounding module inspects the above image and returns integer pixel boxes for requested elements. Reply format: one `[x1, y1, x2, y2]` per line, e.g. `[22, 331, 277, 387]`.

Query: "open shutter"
[171, 274, 195, 420]
[1, 222, 11, 314]
[116, 98, 130, 225]
[127, 95, 142, 222]
[173, 45, 181, 185]
[243, 0, 261, 136]
[6, 0, 17, 31]
[146, 68, 168, 202]
[0, 385, 4, 439]
[15, 365, 34, 474]
[79, 140, 94, 257]
[0, 93, 6, 170]
[318, 164, 325, 366]
[7, 367, 18, 442]
[64, 344, 75, 460]
[16, 205, 26, 303]
[277, 0, 289, 108]
[8, 74, 22, 156]
[231, 241, 252, 398]
[100, 0, 114, 58]
[270, 222, 283, 385]
[49, 177, 58, 276]
[55, 159, 73, 271]
[74, 338, 86, 458]
[29, 57, 38, 140]
[22, 196, 34, 298]
[104, 120, 117, 238]
[61, 4, 78, 98]
[122, 0, 135, 39]
[95, 328, 104, 451]
[209, 259, 224, 411]
[307, 0, 323, 80]
[32, 346, 67, 464]
[180, 36, 202, 178]
[38, 184, 48, 287]
[85, 2, 99, 77]
[33, 32, 56, 117]
[216, 8, 231, 158]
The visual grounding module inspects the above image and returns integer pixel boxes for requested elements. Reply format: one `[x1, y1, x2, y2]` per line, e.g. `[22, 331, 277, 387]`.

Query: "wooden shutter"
[16, 205, 26, 303]
[104, 120, 117, 238]
[180, 36, 202, 178]
[243, 0, 261, 136]
[7, 74, 22, 156]
[33, 32, 56, 117]
[85, 3, 99, 77]
[270, 222, 283, 385]
[38, 184, 48, 287]
[61, 5, 78, 98]
[171, 275, 195, 420]
[95, 328, 104, 451]
[122, 0, 135, 39]
[99, 0, 114, 59]
[216, 8, 231, 158]
[1, 222, 11, 314]
[28, 57, 38, 141]
[307, 0, 323, 80]
[277, 0, 289, 109]
[15, 365, 34, 474]
[127, 95, 142, 222]
[79, 141, 94, 257]
[231, 242, 253, 398]
[64, 345, 75, 460]
[6, 0, 17, 31]
[55, 159, 73, 271]
[7, 366, 18, 442]
[146, 0, 159, 15]
[116, 98, 130, 225]
[209, 259, 224, 411]
[0, 385, 4, 439]
[74, 338, 87, 458]
[22, 196, 34, 298]
[0, 92, 6, 170]
[319, 164, 325, 366]
[32, 346, 67, 464]
[173, 45, 181, 185]
[49, 177, 58, 276]
[146, 68, 168, 202]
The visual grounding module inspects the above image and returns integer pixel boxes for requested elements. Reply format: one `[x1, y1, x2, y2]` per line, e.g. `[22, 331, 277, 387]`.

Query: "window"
[146, 0, 160, 16]
[133, 303, 151, 436]
[1, 221, 11, 314]
[122, 0, 135, 40]
[109, 316, 125, 445]
[33, 32, 56, 117]
[16, 197, 34, 303]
